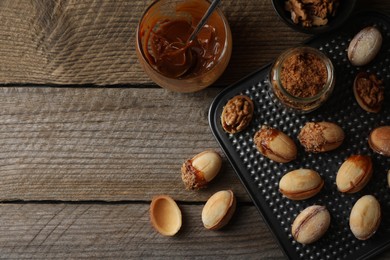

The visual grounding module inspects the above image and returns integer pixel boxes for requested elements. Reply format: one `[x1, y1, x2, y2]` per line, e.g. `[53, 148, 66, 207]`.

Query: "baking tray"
[209, 11, 390, 260]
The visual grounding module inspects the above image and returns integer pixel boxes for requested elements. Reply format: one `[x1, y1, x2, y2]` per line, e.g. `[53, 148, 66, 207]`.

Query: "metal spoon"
[161, 0, 221, 78]
[187, 0, 221, 43]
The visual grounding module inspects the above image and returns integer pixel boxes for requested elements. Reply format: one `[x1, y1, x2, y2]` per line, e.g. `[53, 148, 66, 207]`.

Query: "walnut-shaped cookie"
[221, 95, 254, 134]
[298, 121, 344, 153]
[353, 72, 384, 113]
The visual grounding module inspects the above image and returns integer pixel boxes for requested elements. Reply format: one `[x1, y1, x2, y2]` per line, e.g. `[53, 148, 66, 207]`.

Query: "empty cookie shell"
[150, 195, 182, 236]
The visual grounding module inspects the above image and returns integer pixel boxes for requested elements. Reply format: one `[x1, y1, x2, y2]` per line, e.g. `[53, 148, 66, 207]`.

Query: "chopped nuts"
[353, 72, 384, 113]
[285, 0, 340, 27]
[280, 50, 328, 98]
[291, 205, 331, 244]
[254, 125, 297, 163]
[181, 150, 222, 190]
[336, 155, 373, 193]
[221, 95, 254, 134]
[349, 195, 381, 240]
[298, 121, 344, 153]
[270, 46, 335, 113]
[150, 195, 182, 236]
[279, 169, 324, 200]
[368, 126, 390, 157]
[202, 190, 236, 230]
[348, 26, 383, 66]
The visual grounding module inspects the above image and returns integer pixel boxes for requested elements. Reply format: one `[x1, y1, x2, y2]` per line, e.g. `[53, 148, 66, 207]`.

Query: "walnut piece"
[284, 0, 339, 27]
[353, 72, 384, 113]
[221, 95, 254, 134]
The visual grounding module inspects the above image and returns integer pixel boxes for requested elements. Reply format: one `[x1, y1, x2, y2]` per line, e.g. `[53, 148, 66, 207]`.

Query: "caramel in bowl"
[136, 0, 232, 92]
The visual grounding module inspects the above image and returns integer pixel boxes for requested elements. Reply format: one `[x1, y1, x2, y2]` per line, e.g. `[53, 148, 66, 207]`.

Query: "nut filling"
[281, 52, 327, 98]
[270, 46, 335, 113]
[181, 150, 222, 190]
[284, 0, 340, 27]
[181, 160, 208, 189]
[354, 72, 384, 113]
[221, 95, 254, 134]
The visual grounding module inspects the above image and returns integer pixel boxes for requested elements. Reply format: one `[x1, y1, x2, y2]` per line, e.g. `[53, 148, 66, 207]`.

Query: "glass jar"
[269, 46, 335, 113]
[136, 0, 232, 93]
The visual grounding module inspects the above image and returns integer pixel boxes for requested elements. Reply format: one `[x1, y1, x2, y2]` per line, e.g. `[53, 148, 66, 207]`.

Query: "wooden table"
[0, 0, 389, 258]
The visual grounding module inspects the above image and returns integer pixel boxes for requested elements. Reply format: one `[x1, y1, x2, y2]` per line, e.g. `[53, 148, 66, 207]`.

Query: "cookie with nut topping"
[221, 95, 254, 134]
[298, 121, 344, 153]
[181, 150, 222, 190]
[353, 72, 384, 113]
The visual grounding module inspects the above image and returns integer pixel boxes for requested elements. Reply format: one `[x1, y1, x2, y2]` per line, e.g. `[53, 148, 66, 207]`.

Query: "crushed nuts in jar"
[269, 46, 335, 113]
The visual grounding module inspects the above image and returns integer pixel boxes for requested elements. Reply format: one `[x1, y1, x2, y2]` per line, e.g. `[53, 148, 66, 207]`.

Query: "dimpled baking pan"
[209, 11, 390, 260]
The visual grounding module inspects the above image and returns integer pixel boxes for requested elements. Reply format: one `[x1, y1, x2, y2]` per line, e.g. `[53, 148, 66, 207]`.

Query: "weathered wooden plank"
[0, 87, 250, 202]
[1, 0, 387, 86]
[0, 203, 285, 259]
[0, 0, 298, 85]
[0, 202, 389, 259]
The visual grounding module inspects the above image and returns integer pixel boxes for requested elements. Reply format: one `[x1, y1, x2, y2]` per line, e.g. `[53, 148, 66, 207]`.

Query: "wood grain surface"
[0, 0, 296, 85]
[0, 0, 388, 86]
[0, 0, 389, 259]
[0, 87, 246, 202]
[0, 203, 284, 259]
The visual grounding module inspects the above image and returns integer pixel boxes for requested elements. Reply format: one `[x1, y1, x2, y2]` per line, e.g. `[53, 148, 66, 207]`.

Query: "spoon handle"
[187, 0, 221, 43]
